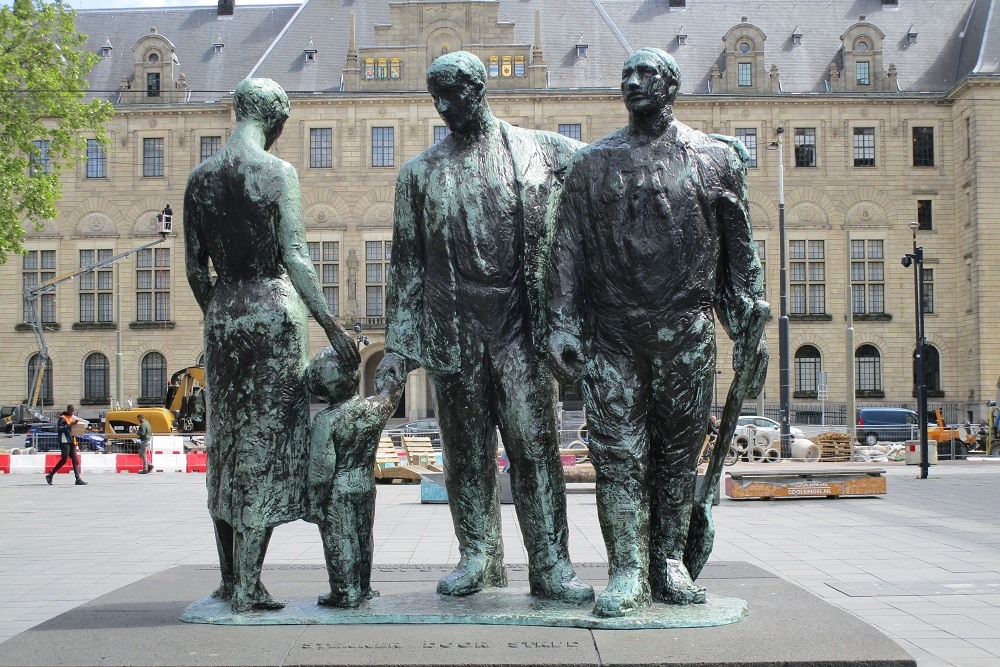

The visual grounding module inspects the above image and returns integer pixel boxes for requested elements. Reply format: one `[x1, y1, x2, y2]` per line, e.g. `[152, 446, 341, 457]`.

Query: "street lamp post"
[771, 127, 792, 459]
[902, 221, 929, 479]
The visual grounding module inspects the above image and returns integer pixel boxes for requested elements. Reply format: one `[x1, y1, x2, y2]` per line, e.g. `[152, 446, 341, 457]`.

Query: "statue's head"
[233, 78, 291, 150]
[426, 51, 489, 134]
[306, 347, 360, 405]
[620, 48, 680, 116]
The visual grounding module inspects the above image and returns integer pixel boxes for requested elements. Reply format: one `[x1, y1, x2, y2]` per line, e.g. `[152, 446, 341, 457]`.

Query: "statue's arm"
[183, 176, 212, 315]
[380, 167, 424, 385]
[545, 157, 588, 382]
[710, 137, 766, 340]
[277, 162, 359, 365]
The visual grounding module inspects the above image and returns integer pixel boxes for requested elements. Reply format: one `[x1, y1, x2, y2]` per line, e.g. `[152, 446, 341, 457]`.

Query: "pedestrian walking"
[46, 405, 87, 486]
[136, 414, 153, 474]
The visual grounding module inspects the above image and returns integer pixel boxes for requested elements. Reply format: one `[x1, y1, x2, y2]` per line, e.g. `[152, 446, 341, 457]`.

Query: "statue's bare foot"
[437, 557, 506, 597]
[651, 560, 707, 605]
[531, 560, 595, 605]
[593, 570, 650, 618]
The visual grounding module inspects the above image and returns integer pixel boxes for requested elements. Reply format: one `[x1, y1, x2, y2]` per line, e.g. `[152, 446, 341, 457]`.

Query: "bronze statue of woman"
[184, 78, 359, 613]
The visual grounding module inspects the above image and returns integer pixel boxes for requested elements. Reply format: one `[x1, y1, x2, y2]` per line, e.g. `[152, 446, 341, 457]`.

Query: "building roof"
[75, 0, 1000, 102]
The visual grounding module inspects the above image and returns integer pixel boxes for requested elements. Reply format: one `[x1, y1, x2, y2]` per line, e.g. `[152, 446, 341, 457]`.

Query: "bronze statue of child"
[305, 347, 402, 608]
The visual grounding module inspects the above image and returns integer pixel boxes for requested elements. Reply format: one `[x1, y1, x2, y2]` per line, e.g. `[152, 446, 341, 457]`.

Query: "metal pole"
[845, 229, 856, 456]
[115, 263, 123, 410]
[777, 127, 791, 458]
[911, 223, 929, 479]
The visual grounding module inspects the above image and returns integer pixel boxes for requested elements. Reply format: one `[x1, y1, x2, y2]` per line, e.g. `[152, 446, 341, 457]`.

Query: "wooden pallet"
[725, 467, 886, 499]
[814, 431, 854, 461]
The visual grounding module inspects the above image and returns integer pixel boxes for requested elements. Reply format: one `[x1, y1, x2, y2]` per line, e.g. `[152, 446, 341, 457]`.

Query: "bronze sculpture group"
[184, 48, 767, 620]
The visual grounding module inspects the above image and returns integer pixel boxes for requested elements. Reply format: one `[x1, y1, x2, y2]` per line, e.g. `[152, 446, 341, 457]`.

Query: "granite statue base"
[181, 588, 747, 629]
[0, 562, 916, 667]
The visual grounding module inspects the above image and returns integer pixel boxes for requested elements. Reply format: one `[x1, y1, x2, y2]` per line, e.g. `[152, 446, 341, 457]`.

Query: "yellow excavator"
[103, 365, 206, 449]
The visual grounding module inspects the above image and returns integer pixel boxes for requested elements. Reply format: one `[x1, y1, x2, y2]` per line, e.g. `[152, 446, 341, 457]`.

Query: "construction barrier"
[116, 454, 146, 474]
[0, 454, 9, 474]
[186, 452, 207, 473]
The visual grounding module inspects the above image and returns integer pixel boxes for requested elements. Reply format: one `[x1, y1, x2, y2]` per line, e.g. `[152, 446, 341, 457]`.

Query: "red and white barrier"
[0, 451, 210, 474]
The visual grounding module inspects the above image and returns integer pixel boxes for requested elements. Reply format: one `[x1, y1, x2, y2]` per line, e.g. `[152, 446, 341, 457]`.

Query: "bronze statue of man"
[184, 78, 359, 613]
[546, 48, 768, 617]
[376, 51, 592, 604]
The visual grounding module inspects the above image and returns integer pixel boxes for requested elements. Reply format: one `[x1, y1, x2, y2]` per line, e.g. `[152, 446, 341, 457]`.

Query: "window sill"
[130, 321, 176, 330]
[855, 390, 885, 399]
[854, 313, 893, 322]
[789, 314, 833, 322]
[80, 397, 111, 406]
[16, 322, 60, 332]
[72, 322, 117, 331]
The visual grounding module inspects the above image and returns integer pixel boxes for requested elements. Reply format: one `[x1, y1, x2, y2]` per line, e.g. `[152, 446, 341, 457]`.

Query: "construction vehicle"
[1, 404, 46, 434]
[927, 408, 978, 460]
[164, 365, 206, 432]
[103, 407, 175, 453]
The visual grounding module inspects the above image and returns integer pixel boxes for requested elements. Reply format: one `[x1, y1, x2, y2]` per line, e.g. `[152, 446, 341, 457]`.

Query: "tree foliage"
[0, 0, 113, 263]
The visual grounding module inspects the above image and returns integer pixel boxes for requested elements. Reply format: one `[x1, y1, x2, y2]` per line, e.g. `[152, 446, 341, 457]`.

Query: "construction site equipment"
[1, 405, 45, 434]
[814, 431, 854, 461]
[726, 468, 887, 500]
[103, 407, 175, 452]
[164, 365, 206, 432]
[904, 440, 938, 465]
[23, 218, 170, 414]
[927, 409, 977, 460]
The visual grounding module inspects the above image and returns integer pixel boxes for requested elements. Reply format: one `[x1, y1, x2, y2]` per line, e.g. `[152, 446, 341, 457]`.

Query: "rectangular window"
[735, 128, 757, 168]
[200, 136, 222, 162]
[789, 239, 825, 314]
[146, 72, 160, 97]
[917, 200, 932, 231]
[371, 127, 394, 167]
[966, 116, 972, 160]
[433, 126, 451, 144]
[754, 239, 766, 299]
[30, 139, 51, 175]
[365, 240, 391, 317]
[558, 124, 582, 141]
[737, 62, 752, 87]
[853, 127, 875, 167]
[794, 128, 816, 167]
[850, 239, 885, 315]
[856, 61, 870, 85]
[136, 248, 170, 321]
[86, 139, 106, 178]
[142, 138, 164, 177]
[922, 268, 934, 314]
[22, 250, 56, 323]
[309, 128, 333, 168]
[308, 240, 340, 317]
[912, 126, 934, 167]
[78, 249, 114, 323]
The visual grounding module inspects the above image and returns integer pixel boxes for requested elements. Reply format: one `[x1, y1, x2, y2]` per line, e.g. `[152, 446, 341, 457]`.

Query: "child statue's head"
[306, 347, 361, 404]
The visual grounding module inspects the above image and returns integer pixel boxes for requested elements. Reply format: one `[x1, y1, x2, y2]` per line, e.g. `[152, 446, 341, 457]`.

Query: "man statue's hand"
[734, 337, 769, 398]
[376, 352, 406, 395]
[548, 331, 585, 384]
[326, 327, 361, 367]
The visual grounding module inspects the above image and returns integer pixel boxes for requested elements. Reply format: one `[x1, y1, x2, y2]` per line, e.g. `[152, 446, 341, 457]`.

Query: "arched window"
[83, 353, 110, 403]
[855, 344, 882, 394]
[916, 344, 941, 394]
[140, 352, 167, 402]
[27, 354, 53, 405]
[794, 345, 822, 394]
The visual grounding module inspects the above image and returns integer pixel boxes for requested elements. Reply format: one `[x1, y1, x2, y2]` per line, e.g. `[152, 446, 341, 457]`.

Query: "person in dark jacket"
[46, 404, 87, 486]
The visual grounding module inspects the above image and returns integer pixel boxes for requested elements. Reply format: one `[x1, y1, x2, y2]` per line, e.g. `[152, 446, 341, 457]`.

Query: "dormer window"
[146, 72, 160, 97]
[881, 0, 899, 6]
[148, 52, 160, 64]
[213, 36, 224, 54]
[101, 39, 113, 58]
[738, 40, 752, 55]
[855, 39, 870, 54]
[677, 30, 687, 46]
[576, 44, 588, 59]
[856, 61, 870, 85]
[668, 0, 686, 7]
[304, 40, 317, 64]
[792, 27, 802, 46]
[907, 25, 918, 44]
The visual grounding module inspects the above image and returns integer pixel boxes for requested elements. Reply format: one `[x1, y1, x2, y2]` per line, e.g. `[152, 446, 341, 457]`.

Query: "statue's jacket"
[385, 119, 581, 374]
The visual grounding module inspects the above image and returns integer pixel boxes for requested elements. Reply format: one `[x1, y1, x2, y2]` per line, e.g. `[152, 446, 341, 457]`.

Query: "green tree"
[0, 0, 113, 263]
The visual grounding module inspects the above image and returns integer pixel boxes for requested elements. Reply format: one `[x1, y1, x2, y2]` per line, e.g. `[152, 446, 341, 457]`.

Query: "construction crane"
[23, 204, 173, 416]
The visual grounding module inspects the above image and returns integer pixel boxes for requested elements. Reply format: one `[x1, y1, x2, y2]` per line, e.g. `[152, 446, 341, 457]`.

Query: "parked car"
[856, 408, 932, 446]
[25, 423, 106, 452]
[385, 419, 441, 449]
[734, 416, 805, 449]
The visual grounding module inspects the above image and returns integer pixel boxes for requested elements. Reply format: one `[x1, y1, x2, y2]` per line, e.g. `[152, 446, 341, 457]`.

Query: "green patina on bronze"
[305, 347, 402, 609]
[183, 78, 360, 614]
[376, 51, 593, 605]
[545, 48, 769, 618]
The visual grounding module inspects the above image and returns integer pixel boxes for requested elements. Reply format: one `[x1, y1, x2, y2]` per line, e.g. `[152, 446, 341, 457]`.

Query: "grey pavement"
[1, 462, 999, 666]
